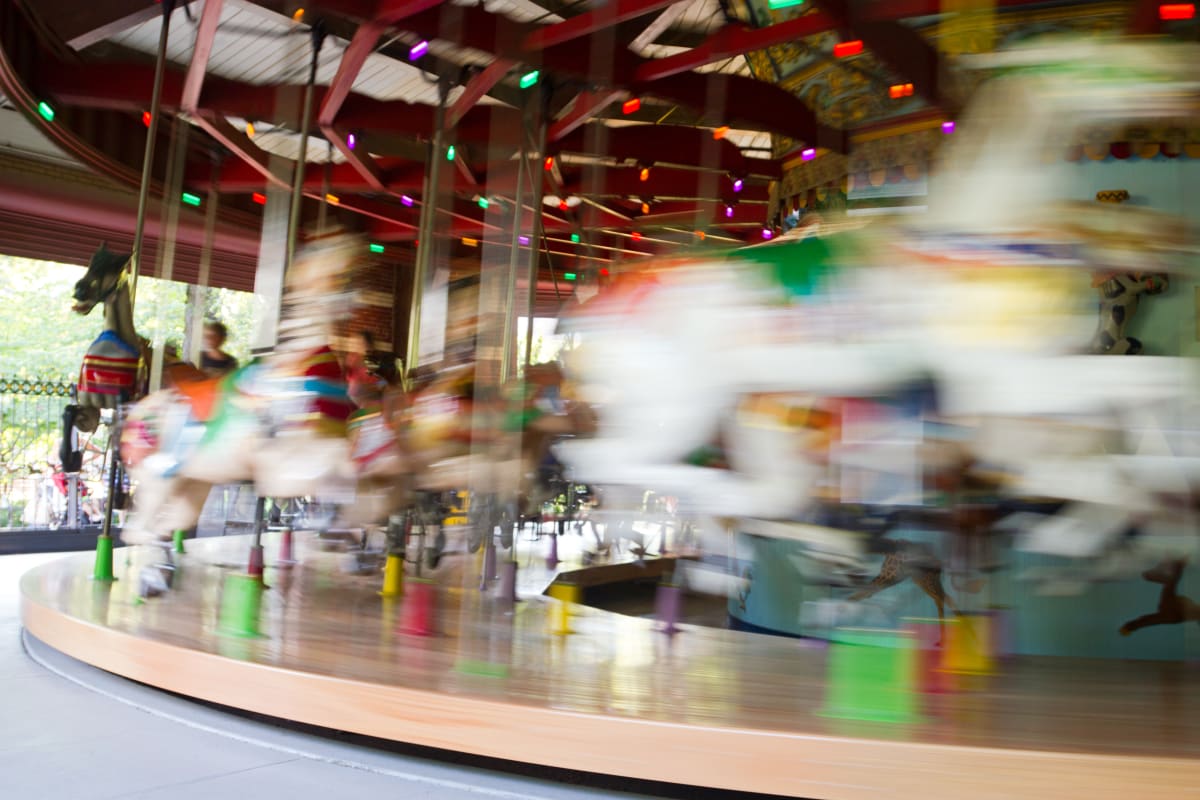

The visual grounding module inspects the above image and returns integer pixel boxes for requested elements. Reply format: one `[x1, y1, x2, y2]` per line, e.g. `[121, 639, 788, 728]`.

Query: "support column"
[184, 157, 221, 364]
[523, 96, 548, 374]
[286, 22, 327, 274]
[129, 0, 174, 305]
[251, 157, 293, 353]
[500, 99, 528, 385]
[407, 81, 451, 375]
[148, 114, 190, 393]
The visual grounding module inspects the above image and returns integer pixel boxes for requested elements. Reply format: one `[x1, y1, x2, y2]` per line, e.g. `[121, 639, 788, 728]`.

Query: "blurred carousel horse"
[401, 360, 595, 557]
[119, 235, 408, 547]
[556, 39, 1200, 574]
[847, 539, 961, 644]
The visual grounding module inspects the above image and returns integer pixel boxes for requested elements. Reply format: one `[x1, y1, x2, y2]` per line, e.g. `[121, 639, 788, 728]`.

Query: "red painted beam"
[317, 18, 384, 128]
[635, 13, 835, 81]
[384, 4, 839, 147]
[636, 0, 1061, 82]
[808, 0, 965, 112]
[188, 155, 526, 195]
[189, 158, 391, 192]
[332, 194, 419, 230]
[192, 114, 291, 189]
[39, 59, 539, 146]
[1128, 0, 1165, 33]
[317, 10, 395, 191]
[563, 167, 770, 203]
[635, 71, 845, 152]
[376, 0, 447, 23]
[180, 0, 223, 112]
[548, 90, 628, 141]
[522, 0, 682, 51]
[324, 125, 388, 190]
[555, 124, 781, 179]
[445, 58, 515, 130]
[633, 200, 766, 227]
[453, 151, 480, 188]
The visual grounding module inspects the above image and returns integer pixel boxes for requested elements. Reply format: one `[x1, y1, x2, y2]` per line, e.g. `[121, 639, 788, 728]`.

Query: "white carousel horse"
[120, 234, 408, 545]
[554, 38, 1200, 571]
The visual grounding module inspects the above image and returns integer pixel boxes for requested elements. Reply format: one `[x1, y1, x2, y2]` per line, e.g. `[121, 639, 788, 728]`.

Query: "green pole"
[218, 573, 265, 638]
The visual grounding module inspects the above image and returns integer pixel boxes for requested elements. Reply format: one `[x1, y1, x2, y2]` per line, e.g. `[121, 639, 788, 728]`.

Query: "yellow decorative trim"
[851, 117, 946, 144]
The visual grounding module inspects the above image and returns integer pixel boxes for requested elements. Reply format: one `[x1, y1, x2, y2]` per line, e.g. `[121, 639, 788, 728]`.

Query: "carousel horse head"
[72, 243, 131, 316]
[71, 243, 144, 431]
[273, 232, 361, 370]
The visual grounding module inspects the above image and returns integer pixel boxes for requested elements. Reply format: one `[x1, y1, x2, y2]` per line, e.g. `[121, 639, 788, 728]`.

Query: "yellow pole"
[547, 582, 580, 635]
[379, 552, 405, 598]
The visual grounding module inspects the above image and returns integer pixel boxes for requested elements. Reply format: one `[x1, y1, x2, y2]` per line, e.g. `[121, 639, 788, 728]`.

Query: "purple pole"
[655, 583, 681, 635]
[546, 530, 559, 569]
[499, 559, 518, 604]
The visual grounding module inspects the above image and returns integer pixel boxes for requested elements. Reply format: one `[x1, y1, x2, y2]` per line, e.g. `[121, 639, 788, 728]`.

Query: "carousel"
[7, 1, 1200, 797]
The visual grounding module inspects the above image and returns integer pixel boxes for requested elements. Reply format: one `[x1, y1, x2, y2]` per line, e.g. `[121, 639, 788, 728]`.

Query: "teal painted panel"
[729, 531, 1199, 661]
[1053, 159, 1200, 357]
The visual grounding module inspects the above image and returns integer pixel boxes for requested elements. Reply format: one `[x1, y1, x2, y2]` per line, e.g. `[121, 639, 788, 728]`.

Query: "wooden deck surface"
[19, 532, 1200, 799]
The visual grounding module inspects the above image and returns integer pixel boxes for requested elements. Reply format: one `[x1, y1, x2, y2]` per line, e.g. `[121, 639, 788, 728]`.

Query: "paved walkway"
[1, 551, 693, 800]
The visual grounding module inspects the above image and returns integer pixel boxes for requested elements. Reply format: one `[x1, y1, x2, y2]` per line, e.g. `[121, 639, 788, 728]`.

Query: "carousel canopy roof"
[0, 0, 1184, 289]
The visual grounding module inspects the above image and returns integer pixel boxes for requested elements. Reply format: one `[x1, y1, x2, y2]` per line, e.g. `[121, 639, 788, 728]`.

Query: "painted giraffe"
[848, 540, 960, 642]
[1090, 272, 1168, 355]
[1088, 189, 1169, 356]
[1120, 558, 1200, 636]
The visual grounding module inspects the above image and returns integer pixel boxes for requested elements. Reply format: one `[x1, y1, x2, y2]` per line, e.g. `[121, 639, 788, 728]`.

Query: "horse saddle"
[171, 375, 224, 423]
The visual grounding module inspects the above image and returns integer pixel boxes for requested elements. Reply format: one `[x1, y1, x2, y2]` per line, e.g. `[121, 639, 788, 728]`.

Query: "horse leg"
[1120, 611, 1176, 636]
[847, 554, 905, 602]
[913, 568, 957, 645]
[1117, 559, 1189, 635]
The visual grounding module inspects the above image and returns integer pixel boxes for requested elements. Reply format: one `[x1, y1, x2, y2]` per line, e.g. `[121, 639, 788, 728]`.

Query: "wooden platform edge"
[19, 588, 1200, 800]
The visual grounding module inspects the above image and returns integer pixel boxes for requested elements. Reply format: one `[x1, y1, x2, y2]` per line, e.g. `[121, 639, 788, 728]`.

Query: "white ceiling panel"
[105, 0, 508, 108]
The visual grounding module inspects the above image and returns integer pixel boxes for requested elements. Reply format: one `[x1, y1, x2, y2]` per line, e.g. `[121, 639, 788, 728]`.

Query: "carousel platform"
[19, 532, 1200, 800]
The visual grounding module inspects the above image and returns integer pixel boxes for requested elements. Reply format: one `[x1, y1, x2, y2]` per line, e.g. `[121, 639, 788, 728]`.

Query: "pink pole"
[655, 583, 681, 635]
[499, 559, 518, 604]
[400, 580, 436, 636]
[278, 528, 295, 566]
[546, 530, 559, 570]
[907, 619, 951, 696]
[247, 544, 265, 580]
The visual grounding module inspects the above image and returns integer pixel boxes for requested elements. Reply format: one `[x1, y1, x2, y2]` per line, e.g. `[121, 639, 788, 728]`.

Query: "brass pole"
[129, 0, 175, 306]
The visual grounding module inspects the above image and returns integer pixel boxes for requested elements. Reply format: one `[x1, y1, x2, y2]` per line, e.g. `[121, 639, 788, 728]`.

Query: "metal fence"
[0, 378, 110, 529]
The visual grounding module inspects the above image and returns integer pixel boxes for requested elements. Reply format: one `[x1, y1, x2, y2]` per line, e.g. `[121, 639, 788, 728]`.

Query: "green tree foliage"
[0, 255, 258, 524]
[0, 255, 256, 379]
